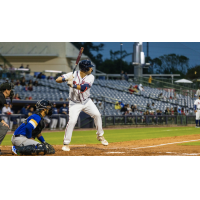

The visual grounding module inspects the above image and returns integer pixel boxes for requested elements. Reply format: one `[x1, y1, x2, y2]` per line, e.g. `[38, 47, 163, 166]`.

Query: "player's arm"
[37, 133, 46, 143]
[70, 76, 94, 93]
[56, 72, 74, 83]
[72, 84, 90, 92]
[26, 115, 41, 139]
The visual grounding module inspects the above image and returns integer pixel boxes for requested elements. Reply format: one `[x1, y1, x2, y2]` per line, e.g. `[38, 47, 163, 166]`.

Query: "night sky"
[93, 42, 200, 67]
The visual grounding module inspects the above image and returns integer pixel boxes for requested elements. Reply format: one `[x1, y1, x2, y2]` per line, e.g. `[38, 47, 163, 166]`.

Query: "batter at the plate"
[56, 60, 108, 151]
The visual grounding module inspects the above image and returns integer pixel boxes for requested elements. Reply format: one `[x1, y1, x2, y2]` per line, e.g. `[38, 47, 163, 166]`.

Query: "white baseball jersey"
[194, 99, 200, 109]
[62, 71, 94, 105]
[196, 89, 200, 97]
[2, 106, 11, 114]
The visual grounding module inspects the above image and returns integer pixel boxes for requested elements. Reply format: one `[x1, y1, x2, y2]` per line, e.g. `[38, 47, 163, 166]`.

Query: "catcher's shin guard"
[16, 145, 36, 155]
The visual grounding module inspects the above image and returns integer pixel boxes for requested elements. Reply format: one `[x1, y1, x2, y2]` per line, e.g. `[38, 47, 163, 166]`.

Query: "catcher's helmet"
[36, 99, 52, 110]
[36, 99, 53, 116]
[79, 60, 94, 72]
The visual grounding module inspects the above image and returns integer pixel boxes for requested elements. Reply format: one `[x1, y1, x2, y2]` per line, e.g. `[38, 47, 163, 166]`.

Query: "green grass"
[1, 126, 199, 146]
[179, 141, 200, 146]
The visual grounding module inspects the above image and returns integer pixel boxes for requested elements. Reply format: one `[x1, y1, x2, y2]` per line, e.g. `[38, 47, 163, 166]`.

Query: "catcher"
[11, 99, 55, 155]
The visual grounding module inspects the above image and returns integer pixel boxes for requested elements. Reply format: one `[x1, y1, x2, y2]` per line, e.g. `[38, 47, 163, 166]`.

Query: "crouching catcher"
[11, 99, 55, 155]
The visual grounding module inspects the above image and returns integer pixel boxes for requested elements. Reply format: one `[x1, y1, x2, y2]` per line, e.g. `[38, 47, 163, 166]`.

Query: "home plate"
[106, 152, 125, 154]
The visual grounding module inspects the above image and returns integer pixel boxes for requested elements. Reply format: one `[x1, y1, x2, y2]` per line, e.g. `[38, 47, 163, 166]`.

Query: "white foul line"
[131, 139, 200, 150]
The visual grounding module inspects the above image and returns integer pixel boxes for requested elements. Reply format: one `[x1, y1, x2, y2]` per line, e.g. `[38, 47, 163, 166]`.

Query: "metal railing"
[103, 115, 196, 127]
[137, 76, 196, 98]
[1, 114, 196, 131]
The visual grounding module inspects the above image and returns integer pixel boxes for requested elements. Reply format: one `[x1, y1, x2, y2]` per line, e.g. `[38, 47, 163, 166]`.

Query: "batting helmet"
[79, 60, 94, 72]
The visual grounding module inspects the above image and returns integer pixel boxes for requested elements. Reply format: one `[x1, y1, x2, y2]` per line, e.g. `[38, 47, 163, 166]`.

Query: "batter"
[56, 60, 108, 151]
[194, 95, 200, 128]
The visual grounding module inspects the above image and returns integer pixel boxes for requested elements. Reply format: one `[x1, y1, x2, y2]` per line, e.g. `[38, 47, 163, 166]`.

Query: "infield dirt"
[1, 134, 200, 156]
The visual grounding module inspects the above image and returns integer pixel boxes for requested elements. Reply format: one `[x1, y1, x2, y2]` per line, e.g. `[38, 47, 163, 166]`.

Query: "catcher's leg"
[13, 144, 49, 155]
[63, 104, 83, 145]
[11, 135, 39, 146]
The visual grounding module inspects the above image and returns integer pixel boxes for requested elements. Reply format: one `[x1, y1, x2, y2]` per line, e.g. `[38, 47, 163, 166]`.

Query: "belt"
[14, 134, 21, 137]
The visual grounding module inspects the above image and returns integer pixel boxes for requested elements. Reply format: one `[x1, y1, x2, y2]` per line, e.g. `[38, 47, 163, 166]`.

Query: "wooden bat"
[73, 47, 84, 73]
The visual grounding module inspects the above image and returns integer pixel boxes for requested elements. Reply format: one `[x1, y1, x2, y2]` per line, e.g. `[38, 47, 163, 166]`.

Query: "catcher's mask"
[0, 80, 15, 103]
[36, 99, 53, 116]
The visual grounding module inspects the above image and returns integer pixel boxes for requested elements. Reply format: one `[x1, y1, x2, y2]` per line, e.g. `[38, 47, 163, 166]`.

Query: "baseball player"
[11, 99, 55, 155]
[59, 103, 68, 129]
[194, 95, 200, 128]
[50, 102, 58, 130]
[56, 60, 108, 151]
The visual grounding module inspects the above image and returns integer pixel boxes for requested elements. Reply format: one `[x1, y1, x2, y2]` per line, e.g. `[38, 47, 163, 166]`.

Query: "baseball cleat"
[11, 146, 17, 155]
[195, 126, 199, 128]
[62, 145, 70, 151]
[97, 135, 109, 146]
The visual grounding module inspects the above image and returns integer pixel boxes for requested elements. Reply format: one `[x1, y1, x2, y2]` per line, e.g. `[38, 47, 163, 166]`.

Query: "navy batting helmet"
[79, 60, 94, 72]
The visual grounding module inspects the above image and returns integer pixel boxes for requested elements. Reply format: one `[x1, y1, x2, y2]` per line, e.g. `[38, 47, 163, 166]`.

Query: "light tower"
[132, 42, 150, 77]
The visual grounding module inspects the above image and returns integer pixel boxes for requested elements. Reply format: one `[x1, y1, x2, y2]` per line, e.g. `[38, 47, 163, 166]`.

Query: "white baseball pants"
[63, 99, 104, 145]
[50, 119, 58, 129]
[196, 110, 200, 120]
[60, 118, 66, 129]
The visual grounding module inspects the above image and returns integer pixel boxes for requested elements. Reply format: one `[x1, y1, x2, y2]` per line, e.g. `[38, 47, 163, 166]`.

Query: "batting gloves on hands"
[67, 74, 74, 87]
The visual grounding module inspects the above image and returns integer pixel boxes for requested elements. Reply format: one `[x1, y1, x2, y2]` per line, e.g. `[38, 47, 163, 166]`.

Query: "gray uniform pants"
[0, 122, 9, 145]
[11, 135, 39, 146]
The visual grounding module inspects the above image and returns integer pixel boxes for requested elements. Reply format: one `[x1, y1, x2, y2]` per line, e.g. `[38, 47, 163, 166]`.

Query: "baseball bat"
[73, 47, 84, 73]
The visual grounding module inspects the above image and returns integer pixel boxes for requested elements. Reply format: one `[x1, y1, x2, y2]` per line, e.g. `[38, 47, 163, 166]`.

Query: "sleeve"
[25, 123, 34, 139]
[61, 72, 73, 80]
[28, 114, 41, 130]
[2, 107, 6, 114]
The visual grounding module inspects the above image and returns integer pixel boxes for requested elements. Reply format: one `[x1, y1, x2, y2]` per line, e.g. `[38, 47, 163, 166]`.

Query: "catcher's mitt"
[44, 143, 55, 154]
